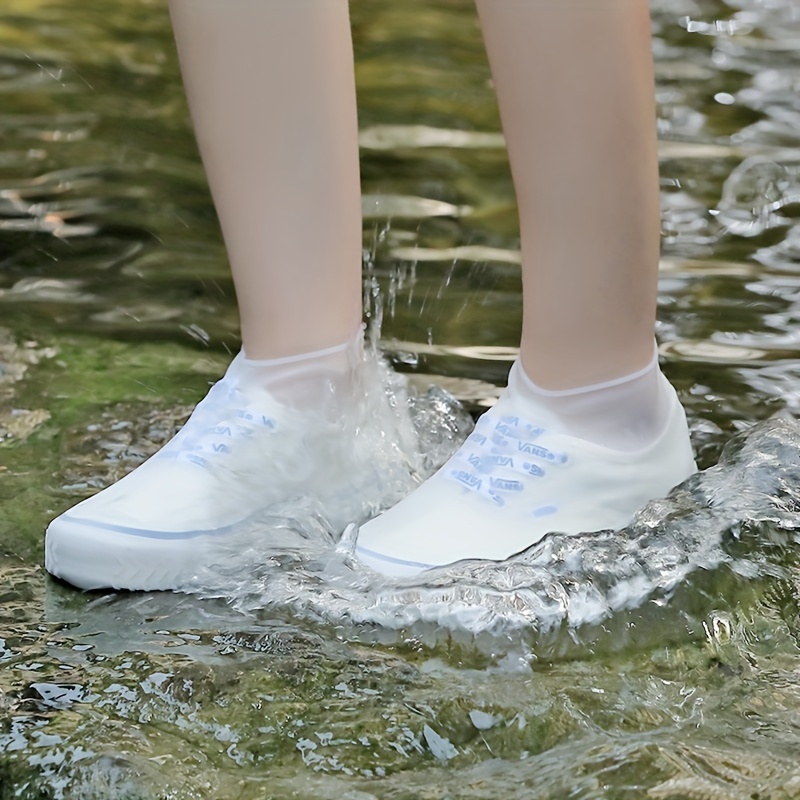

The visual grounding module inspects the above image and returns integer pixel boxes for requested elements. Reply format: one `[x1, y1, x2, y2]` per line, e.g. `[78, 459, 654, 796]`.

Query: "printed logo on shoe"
[489, 478, 525, 493]
[451, 470, 482, 490]
[517, 441, 568, 464]
[467, 453, 483, 472]
[495, 422, 521, 440]
[522, 462, 546, 478]
[467, 453, 515, 474]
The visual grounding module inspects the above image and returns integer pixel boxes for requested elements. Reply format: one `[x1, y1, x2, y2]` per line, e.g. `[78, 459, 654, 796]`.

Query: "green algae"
[0, 332, 224, 565]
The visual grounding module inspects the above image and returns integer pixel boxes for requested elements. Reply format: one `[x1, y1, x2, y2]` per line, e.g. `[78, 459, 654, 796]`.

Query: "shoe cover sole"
[354, 543, 438, 578]
[45, 516, 210, 591]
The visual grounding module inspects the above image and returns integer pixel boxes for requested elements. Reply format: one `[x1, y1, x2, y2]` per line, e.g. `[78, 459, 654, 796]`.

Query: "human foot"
[355, 356, 697, 578]
[46, 336, 370, 591]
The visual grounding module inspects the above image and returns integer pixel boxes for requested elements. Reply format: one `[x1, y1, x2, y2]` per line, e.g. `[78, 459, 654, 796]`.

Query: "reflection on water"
[5, 0, 800, 797]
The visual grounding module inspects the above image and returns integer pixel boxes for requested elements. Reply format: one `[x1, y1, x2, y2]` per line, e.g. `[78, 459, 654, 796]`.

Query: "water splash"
[184, 408, 800, 661]
[715, 153, 800, 237]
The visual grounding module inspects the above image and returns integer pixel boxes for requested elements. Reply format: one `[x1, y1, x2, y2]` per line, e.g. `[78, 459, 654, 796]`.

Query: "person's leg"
[478, 0, 659, 390]
[46, 0, 367, 590]
[355, 0, 696, 577]
[170, 0, 362, 360]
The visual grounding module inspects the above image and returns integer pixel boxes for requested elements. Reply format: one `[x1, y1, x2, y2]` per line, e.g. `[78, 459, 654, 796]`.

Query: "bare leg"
[476, 0, 660, 390]
[168, 0, 362, 359]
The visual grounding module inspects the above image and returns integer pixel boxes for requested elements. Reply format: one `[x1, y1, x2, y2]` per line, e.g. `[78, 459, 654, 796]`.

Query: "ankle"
[231, 328, 364, 412]
[511, 347, 674, 452]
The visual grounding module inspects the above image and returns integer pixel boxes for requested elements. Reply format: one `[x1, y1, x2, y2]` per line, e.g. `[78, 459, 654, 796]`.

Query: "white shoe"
[355, 361, 697, 578]
[46, 350, 361, 591]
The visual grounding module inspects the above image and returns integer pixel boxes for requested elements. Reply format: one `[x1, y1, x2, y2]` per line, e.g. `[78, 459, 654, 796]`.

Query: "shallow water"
[4, 0, 800, 797]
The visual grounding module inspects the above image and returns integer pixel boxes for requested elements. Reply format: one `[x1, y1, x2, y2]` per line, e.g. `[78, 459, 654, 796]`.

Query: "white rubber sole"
[45, 516, 212, 591]
[354, 543, 439, 579]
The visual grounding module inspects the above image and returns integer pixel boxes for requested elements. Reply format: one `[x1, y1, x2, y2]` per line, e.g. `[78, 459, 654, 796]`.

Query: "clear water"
[4, 0, 800, 797]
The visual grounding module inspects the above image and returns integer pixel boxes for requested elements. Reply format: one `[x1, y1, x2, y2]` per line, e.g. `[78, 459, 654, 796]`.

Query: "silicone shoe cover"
[46, 353, 362, 591]
[355, 362, 697, 578]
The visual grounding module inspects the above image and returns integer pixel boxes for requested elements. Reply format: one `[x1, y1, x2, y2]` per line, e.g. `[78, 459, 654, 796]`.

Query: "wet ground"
[5, 0, 800, 797]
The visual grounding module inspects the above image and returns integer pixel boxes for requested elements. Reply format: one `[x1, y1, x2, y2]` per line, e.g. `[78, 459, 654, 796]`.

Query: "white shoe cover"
[46, 350, 360, 591]
[355, 362, 697, 578]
